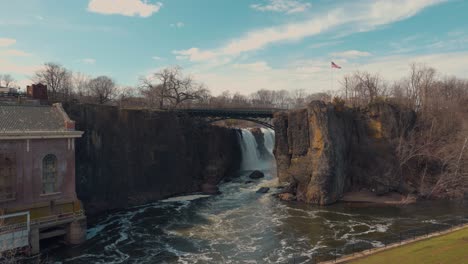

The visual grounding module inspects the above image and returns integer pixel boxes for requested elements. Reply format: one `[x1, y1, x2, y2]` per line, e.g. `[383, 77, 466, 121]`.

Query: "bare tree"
[88, 76, 117, 104]
[34, 62, 73, 101]
[339, 71, 386, 106]
[72, 72, 91, 99]
[231, 92, 250, 107]
[140, 66, 209, 109]
[272, 90, 290, 108]
[252, 89, 274, 106]
[401, 63, 437, 112]
[0, 74, 15, 88]
[290, 89, 307, 108]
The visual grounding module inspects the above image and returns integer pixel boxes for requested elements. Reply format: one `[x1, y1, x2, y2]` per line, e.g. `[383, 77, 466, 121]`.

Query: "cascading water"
[239, 129, 262, 171]
[46, 127, 466, 264]
[261, 128, 275, 154]
[238, 128, 275, 171]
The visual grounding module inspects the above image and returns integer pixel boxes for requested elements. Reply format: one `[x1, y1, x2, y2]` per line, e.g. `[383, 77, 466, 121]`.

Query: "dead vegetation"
[337, 63, 468, 199]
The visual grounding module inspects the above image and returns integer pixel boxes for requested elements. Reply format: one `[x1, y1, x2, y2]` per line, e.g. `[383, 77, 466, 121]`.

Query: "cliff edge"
[65, 104, 242, 215]
[274, 100, 416, 205]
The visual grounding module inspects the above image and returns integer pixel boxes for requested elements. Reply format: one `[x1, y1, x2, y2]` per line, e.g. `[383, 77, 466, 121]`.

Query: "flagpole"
[331, 63, 334, 91]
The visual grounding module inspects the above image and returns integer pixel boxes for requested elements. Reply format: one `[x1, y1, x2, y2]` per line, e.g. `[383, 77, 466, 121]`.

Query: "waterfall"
[261, 128, 275, 154]
[239, 128, 275, 171]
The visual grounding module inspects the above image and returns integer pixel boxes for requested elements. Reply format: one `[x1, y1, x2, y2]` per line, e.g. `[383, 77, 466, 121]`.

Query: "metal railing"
[0, 212, 30, 252]
[285, 215, 468, 264]
[31, 210, 84, 227]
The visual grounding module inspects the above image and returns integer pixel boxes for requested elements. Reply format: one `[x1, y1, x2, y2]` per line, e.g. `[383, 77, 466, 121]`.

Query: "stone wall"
[274, 101, 416, 205]
[64, 104, 242, 215]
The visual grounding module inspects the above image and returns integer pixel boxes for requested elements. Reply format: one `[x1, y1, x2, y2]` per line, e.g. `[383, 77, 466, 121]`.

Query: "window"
[0, 154, 16, 201]
[42, 154, 57, 194]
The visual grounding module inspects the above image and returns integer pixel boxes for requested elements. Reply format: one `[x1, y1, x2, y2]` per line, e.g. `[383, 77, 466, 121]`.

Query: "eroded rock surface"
[273, 101, 415, 205]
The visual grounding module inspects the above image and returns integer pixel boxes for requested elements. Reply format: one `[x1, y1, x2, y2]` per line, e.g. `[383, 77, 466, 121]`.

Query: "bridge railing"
[172, 107, 285, 115]
[165, 103, 286, 111]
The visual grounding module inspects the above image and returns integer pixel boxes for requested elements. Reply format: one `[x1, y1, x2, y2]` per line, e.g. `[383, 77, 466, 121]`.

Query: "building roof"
[0, 103, 83, 139]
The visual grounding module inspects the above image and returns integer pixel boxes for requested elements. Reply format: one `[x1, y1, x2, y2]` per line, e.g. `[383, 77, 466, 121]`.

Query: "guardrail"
[285, 215, 468, 264]
[31, 210, 84, 227]
[0, 92, 26, 97]
[0, 212, 30, 252]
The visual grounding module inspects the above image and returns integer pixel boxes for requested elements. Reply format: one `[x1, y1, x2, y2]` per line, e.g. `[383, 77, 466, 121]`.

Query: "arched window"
[0, 154, 16, 201]
[42, 154, 57, 194]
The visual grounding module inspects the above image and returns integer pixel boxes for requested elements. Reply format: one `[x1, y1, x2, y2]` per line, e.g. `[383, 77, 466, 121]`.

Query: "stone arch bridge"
[174, 108, 282, 129]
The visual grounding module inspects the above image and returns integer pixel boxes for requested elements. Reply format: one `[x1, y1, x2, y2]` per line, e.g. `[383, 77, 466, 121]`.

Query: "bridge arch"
[206, 117, 274, 129]
[175, 108, 281, 130]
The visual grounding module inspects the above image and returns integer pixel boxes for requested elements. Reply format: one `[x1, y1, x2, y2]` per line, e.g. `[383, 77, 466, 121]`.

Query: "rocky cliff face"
[274, 101, 416, 205]
[65, 104, 242, 215]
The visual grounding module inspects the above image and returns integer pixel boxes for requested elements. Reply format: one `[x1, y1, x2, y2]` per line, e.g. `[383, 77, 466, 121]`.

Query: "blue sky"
[1, 0, 468, 94]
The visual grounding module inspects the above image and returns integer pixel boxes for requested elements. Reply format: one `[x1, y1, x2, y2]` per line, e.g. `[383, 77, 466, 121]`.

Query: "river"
[45, 128, 467, 264]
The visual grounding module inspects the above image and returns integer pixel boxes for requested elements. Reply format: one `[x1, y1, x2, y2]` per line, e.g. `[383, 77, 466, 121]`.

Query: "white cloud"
[152, 56, 163, 60]
[80, 58, 96, 64]
[0, 58, 40, 76]
[186, 51, 468, 95]
[309, 40, 342, 49]
[170, 22, 184, 28]
[0, 49, 32, 57]
[35, 15, 44, 20]
[88, 0, 162, 17]
[173, 48, 217, 62]
[233, 61, 271, 72]
[251, 0, 311, 14]
[331, 50, 372, 59]
[176, 0, 445, 63]
[0, 38, 16, 47]
[351, 52, 468, 81]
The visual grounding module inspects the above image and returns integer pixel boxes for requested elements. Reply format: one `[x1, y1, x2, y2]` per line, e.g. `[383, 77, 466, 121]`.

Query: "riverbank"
[340, 191, 417, 205]
[322, 223, 468, 264]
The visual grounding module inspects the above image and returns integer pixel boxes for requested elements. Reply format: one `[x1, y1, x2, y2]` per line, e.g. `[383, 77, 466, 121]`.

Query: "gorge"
[41, 102, 467, 263]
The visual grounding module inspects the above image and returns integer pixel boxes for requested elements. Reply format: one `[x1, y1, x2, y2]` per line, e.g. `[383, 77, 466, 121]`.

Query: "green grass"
[349, 226, 468, 264]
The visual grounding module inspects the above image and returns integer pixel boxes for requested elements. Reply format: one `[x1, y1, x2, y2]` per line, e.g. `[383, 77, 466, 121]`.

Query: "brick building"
[0, 102, 86, 254]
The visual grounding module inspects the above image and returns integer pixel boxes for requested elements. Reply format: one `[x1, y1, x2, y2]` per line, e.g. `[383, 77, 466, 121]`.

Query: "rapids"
[45, 128, 467, 264]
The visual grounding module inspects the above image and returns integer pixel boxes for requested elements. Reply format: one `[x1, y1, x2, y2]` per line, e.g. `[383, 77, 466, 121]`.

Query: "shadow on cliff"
[64, 103, 243, 216]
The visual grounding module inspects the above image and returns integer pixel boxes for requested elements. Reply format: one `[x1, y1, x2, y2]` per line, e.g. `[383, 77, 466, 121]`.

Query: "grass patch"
[348, 226, 468, 264]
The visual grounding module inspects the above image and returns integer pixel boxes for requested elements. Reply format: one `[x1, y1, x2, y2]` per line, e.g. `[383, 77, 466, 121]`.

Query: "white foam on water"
[161, 194, 212, 203]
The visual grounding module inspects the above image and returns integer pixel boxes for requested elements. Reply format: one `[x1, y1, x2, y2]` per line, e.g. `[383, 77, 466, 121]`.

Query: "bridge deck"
[175, 108, 282, 118]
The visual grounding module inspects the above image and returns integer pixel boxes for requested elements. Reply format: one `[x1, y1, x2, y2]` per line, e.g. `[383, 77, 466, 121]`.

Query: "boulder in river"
[249, 170, 264, 179]
[277, 193, 296, 201]
[256, 187, 270, 194]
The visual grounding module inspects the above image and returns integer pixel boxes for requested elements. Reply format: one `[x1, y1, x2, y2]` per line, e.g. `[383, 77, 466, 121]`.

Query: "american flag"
[331, 61, 342, 69]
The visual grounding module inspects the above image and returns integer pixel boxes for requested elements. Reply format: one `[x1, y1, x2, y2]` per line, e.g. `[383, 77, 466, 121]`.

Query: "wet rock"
[249, 170, 264, 179]
[256, 187, 270, 193]
[250, 128, 274, 160]
[244, 181, 254, 184]
[277, 193, 296, 201]
[201, 183, 220, 195]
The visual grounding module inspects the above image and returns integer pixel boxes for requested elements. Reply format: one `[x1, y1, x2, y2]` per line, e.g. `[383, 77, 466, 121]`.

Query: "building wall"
[0, 138, 77, 214]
